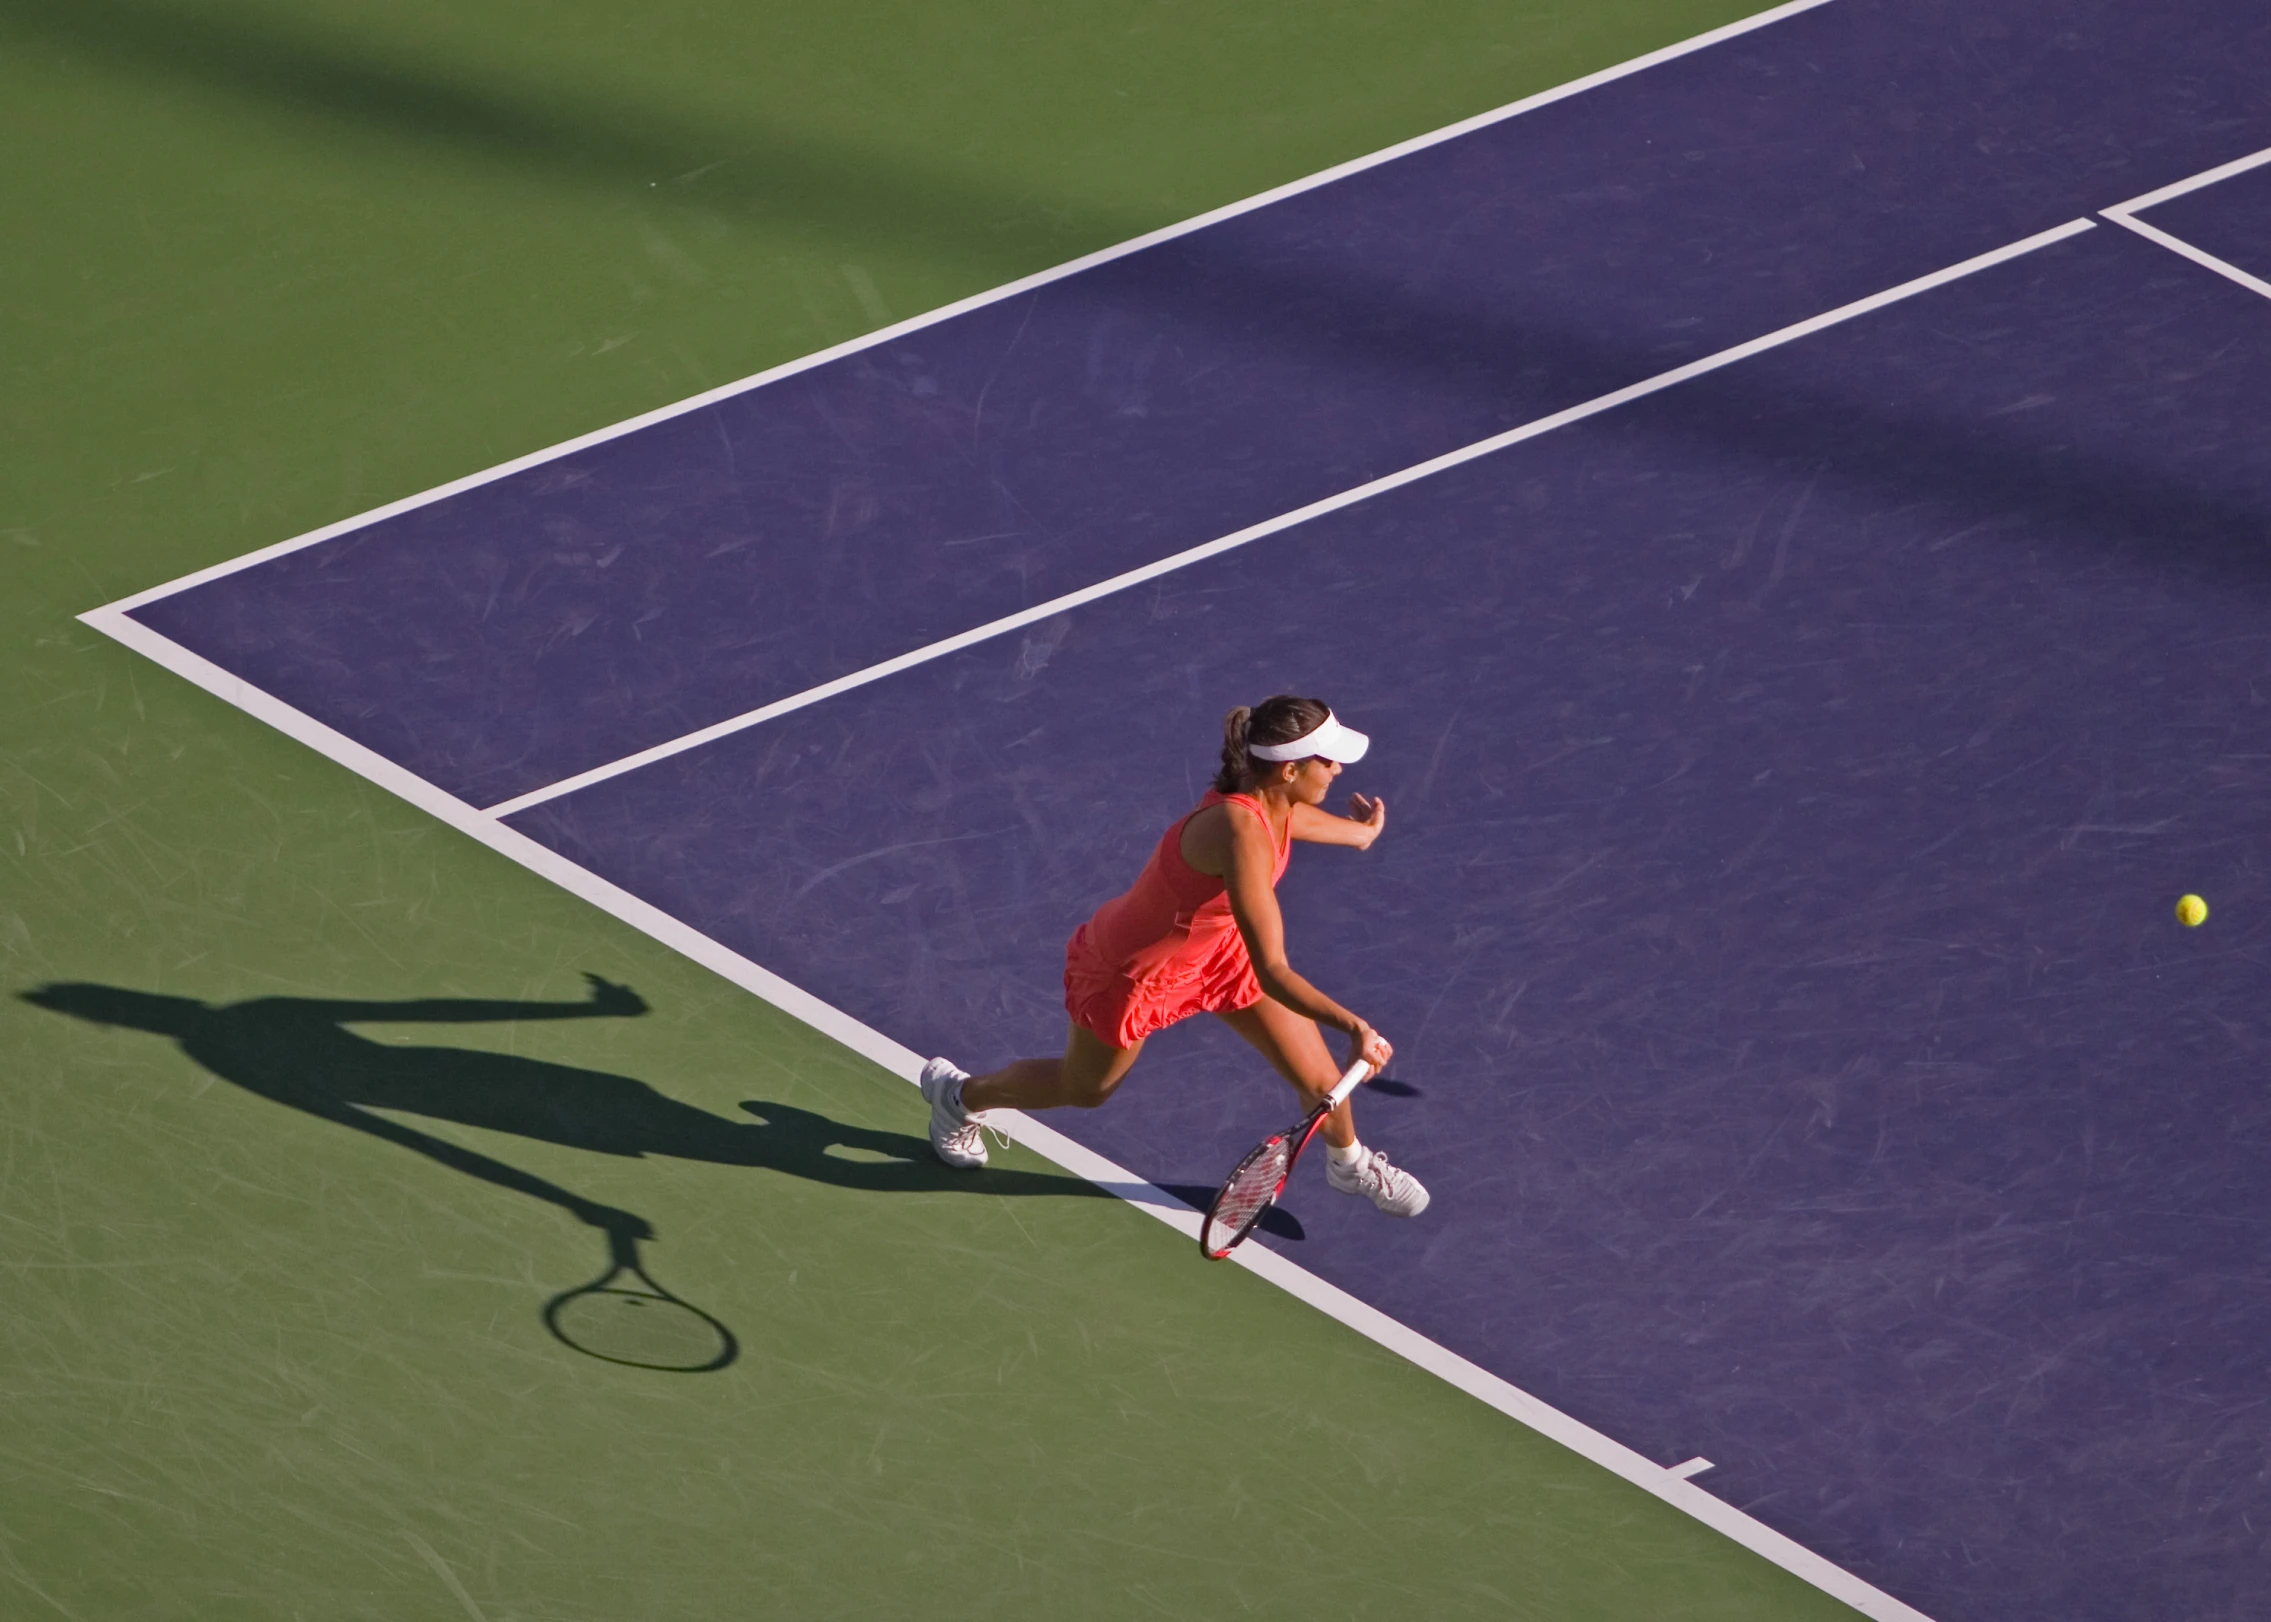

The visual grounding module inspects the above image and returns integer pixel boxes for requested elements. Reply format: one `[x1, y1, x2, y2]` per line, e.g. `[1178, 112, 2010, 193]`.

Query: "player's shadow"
[18, 976, 1100, 1244]
[18, 0, 2265, 600]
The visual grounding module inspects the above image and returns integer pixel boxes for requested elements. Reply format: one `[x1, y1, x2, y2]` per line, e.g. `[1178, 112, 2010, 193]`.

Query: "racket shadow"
[544, 1225, 738, 1374]
[20, 977, 1110, 1372]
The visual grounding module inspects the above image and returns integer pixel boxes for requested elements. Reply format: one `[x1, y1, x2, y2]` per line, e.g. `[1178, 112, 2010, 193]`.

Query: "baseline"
[79, 603, 1932, 1622]
[484, 218, 2094, 819]
[97, 0, 1836, 618]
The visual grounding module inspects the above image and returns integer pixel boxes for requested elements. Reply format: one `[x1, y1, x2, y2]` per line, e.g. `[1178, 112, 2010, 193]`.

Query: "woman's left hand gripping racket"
[1199, 1060, 1373, 1259]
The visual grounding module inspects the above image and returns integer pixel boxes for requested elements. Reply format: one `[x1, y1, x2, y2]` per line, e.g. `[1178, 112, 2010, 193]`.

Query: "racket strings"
[1208, 1141, 1291, 1246]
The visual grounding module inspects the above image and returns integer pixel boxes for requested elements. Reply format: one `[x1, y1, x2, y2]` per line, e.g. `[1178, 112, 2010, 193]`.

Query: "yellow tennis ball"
[2176, 894, 2208, 928]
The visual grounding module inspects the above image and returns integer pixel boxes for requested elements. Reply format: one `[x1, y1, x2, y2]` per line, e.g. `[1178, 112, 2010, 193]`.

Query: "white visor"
[1247, 711, 1370, 764]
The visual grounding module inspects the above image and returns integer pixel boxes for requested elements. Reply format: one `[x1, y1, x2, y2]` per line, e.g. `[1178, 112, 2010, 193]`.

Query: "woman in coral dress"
[921, 694, 1427, 1219]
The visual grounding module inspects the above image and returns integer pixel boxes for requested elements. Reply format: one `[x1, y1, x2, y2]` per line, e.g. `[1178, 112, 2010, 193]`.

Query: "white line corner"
[95, 0, 1840, 620]
[2101, 142, 2271, 221]
[2100, 210, 2271, 304]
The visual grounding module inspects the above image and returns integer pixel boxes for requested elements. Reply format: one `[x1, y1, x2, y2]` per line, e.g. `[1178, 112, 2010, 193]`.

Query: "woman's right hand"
[1348, 1020, 1394, 1075]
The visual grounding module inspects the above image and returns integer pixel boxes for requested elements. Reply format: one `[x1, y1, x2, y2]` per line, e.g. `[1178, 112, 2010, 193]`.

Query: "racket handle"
[1325, 1059, 1373, 1108]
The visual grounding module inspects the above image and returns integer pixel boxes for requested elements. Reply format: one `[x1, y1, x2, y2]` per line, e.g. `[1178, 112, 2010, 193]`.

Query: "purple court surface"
[102, 3, 2271, 1619]
[2138, 156, 2271, 285]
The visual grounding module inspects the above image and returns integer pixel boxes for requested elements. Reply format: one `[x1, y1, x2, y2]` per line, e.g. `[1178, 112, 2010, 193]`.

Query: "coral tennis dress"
[1063, 790, 1292, 1049]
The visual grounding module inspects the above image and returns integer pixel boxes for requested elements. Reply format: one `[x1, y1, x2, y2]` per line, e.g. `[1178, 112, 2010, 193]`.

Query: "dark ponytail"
[1214, 694, 1332, 792]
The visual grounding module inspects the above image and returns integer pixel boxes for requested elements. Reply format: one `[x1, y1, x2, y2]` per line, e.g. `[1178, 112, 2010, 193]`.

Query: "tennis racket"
[1199, 1059, 1373, 1260]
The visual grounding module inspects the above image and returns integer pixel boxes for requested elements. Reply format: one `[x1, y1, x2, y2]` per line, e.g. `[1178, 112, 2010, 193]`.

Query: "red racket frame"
[1198, 1060, 1372, 1259]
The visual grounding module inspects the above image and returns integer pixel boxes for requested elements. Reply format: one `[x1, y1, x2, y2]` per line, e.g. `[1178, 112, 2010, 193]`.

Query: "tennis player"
[920, 695, 1428, 1219]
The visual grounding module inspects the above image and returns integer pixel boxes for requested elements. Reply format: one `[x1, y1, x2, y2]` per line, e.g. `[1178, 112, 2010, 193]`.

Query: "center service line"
[484, 215, 2097, 821]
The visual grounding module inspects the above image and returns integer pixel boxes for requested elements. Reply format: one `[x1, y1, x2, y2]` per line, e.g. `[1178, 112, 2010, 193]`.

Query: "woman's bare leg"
[1213, 998, 1357, 1149]
[960, 1023, 1144, 1112]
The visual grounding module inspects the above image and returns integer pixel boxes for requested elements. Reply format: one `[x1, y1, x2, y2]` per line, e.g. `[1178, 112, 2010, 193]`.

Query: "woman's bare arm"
[293, 973, 648, 1025]
[1290, 793, 1386, 849]
[1211, 807, 1390, 1069]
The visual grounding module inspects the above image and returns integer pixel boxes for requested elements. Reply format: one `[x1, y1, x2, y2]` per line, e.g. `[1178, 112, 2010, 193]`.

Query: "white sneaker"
[1326, 1148, 1430, 1218]
[919, 1058, 987, 1169]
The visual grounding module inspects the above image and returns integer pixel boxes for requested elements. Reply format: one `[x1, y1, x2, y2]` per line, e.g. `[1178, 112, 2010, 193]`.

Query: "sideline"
[97, 0, 1840, 620]
[76, 605, 1933, 1622]
[83, 4, 1964, 1613]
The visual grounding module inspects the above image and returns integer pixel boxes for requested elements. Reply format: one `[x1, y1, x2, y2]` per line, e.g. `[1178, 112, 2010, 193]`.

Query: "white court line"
[75, 602, 1935, 1622]
[483, 215, 2096, 819]
[99, 0, 1839, 617]
[2101, 213, 2271, 304]
[2099, 143, 2271, 305]
[1672, 1456, 1719, 1480]
[85, 134, 2101, 1622]
[2102, 142, 2271, 219]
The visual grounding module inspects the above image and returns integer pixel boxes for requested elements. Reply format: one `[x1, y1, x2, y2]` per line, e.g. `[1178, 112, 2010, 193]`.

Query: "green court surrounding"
[4, 1, 1868, 1614]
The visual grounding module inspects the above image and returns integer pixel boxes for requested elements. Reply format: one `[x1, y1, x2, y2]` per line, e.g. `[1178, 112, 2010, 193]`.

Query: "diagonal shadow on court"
[17, 0, 2265, 602]
[18, 973, 1099, 1225]
[0, 0, 1146, 282]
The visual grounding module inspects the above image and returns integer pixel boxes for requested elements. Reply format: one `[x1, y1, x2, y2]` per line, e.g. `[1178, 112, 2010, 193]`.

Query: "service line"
[82, 202, 2104, 1622]
[484, 215, 2096, 820]
[2101, 141, 2271, 219]
[2100, 142, 2271, 305]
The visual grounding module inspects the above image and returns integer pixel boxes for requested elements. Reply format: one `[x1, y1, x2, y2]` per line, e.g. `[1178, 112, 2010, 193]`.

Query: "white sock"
[1325, 1138, 1366, 1169]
